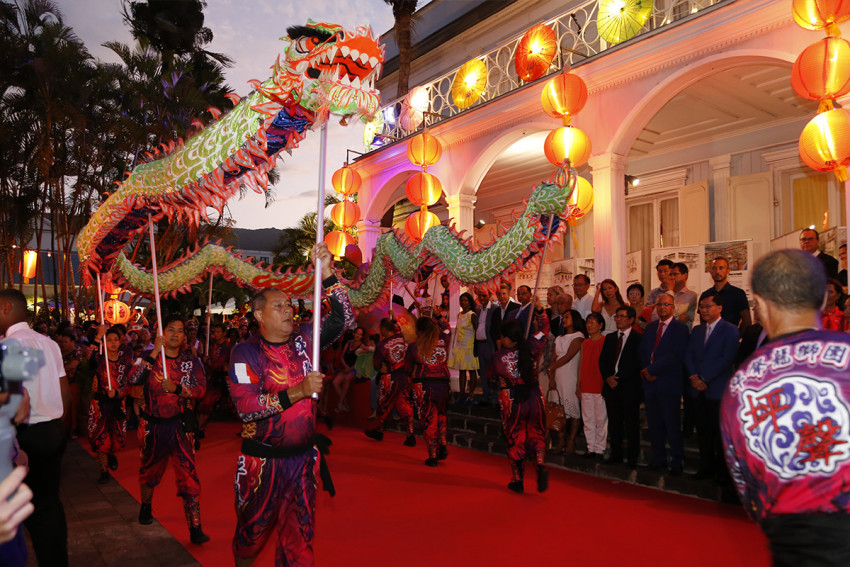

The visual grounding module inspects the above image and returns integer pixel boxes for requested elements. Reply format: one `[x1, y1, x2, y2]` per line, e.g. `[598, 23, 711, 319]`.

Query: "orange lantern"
[792, 0, 850, 34]
[405, 172, 443, 207]
[799, 108, 850, 181]
[324, 230, 355, 259]
[541, 73, 588, 124]
[515, 24, 558, 82]
[407, 132, 442, 168]
[792, 37, 850, 104]
[544, 126, 592, 167]
[568, 176, 594, 220]
[104, 300, 132, 325]
[405, 210, 440, 243]
[331, 165, 362, 196]
[330, 201, 361, 227]
[21, 250, 37, 281]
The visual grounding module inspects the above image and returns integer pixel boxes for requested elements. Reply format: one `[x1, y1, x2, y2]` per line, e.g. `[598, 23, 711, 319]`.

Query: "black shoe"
[107, 453, 118, 471]
[583, 451, 596, 459]
[536, 466, 548, 493]
[403, 435, 416, 447]
[139, 503, 153, 525]
[669, 466, 683, 477]
[603, 455, 622, 465]
[437, 445, 448, 461]
[690, 470, 712, 480]
[647, 462, 667, 471]
[189, 527, 210, 545]
[507, 481, 524, 494]
[364, 429, 384, 441]
[98, 471, 110, 484]
[424, 457, 438, 467]
[193, 437, 201, 451]
[323, 414, 335, 430]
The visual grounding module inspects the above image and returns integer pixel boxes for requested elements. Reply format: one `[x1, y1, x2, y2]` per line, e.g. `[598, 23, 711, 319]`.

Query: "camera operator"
[0, 289, 68, 567]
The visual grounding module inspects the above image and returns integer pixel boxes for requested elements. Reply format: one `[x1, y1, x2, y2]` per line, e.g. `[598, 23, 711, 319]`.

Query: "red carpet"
[84, 422, 770, 566]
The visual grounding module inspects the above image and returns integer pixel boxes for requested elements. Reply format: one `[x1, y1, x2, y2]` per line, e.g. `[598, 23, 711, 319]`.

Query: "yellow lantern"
[331, 165, 362, 196]
[541, 73, 588, 124]
[329, 201, 361, 227]
[324, 230, 355, 260]
[568, 176, 594, 219]
[792, 0, 850, 35]
[21, 250, 37, 281]
[104, 300, 132, 325]
[543, 126, 592, 167]
[407, 132, 442, 168]
[451, 59, 488, 109]
[405, 172, 443, 207]
[405, 210, 440, 243]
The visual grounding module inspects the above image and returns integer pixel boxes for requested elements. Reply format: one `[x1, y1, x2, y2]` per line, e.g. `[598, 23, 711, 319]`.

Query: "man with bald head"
[229, 243, 355, 566]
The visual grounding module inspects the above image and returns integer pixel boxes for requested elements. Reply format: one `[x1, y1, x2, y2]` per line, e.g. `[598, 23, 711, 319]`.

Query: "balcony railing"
[365, 0, 732, 152]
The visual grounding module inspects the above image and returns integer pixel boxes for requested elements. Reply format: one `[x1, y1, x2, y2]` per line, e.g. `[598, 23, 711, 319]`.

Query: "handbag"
[545, 389, 566, 432]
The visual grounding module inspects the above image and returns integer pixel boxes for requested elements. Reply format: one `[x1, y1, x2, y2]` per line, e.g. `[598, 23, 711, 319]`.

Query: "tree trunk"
[395, 11, 414, 98]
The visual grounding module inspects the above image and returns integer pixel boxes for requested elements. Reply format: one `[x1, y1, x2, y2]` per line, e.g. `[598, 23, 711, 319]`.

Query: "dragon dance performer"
[491, 304, 550, 494]
[405, 313, 452, 467]
[364, 318, 415, 445]
[229, 243, 353, 567]
[130, 316, 209, 544]
[88, 325, 132, 484]
[196, 322, 230, 447]
[721, 250, 850, 566]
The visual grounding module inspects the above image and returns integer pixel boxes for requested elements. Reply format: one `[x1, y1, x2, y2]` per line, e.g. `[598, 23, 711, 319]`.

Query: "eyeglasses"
[800, 237, 817, 242]
[656, 302, 673, 307]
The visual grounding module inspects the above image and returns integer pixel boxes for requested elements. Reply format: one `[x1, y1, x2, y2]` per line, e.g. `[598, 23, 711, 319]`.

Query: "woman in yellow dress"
[448, 292, 480, 403]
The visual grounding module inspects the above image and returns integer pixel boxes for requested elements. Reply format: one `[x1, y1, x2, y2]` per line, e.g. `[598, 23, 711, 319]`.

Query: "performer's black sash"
[241, 434, 335, 497]
[762, 514, 850, 567]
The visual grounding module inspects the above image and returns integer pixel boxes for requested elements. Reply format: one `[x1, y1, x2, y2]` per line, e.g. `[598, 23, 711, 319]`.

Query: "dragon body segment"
[79, 20, 572, 312]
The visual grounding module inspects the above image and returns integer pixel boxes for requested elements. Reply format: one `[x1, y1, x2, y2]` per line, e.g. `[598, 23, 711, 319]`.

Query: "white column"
[445, 192, 477, 236]
[709, 154, 732, 242]
[588, 153, 628, 284]
[356, 219, 382, 262]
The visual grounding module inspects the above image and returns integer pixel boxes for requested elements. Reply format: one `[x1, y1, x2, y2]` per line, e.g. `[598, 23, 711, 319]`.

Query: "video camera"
[0, 338, 45, 480]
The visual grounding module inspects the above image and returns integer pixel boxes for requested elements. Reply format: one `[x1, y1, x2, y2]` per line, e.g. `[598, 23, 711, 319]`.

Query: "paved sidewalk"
[25, 440, 198, 567]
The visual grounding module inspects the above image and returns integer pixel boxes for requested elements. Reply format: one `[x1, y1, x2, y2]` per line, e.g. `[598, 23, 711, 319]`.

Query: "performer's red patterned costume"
[130, 348, 206, 528]
[373, 332, 413, 435]
[405, 317, 452, 462]
[198, 335, 229, 415]
[229, 277, 353, 566]
[491, 312, 549, 484]
[87, 350, 132, 455]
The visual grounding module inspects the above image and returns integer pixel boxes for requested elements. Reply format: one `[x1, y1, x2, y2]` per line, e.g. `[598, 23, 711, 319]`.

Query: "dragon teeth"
[341, 45, 350, 57]
[350, 48, 360, 62]
[351, 76, 361, 89]
[329, 46, 338, 60]
[360, 52, 369, 65]
[369, 56, 378, 68]
[341, 74, 351, 86]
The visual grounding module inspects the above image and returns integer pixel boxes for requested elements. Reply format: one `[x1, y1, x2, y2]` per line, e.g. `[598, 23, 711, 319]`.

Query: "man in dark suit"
[800, 228, 839, 280]
[600, 306, 643, 468]
[638, 292, 690, 476]
[489, 283, 519, 344]
[507, 285, 534, 338]
[475, 289, 497, 402]
[685, 294, 739, 480]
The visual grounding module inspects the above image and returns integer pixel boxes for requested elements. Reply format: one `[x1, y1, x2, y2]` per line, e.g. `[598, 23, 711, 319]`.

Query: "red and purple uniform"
[373, 332, 413, 435]
[229, 278, 353, 566]
[491, 312, 549, 482]
[198, 338, 229, 415]
[87, 350, 132, 454]
[721, 329, 850, 563]
[405, 318, 452, 459]
[130, 350, 206, 499]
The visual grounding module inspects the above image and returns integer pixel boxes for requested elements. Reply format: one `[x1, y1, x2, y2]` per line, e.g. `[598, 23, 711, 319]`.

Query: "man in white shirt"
[572, 274, 593, 320]
[669, 262, 698, 330]
[0, 288, 68, 567]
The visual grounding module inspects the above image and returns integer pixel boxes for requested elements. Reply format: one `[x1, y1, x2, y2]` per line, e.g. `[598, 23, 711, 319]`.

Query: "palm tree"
[383, 0, 418, 97]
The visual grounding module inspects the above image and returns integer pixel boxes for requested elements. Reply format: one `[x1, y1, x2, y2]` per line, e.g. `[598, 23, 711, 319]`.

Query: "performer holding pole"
[205, 275, 213, 357]
[95, 273, 113, 391]
[147, 214, 167, 382]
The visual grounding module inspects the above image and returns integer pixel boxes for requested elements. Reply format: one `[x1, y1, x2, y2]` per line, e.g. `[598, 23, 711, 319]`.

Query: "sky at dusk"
[56, 0, 398, 230]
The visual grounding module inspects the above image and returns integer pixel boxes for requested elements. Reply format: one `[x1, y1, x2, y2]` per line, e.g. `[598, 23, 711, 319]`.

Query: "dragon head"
[279, 20, 384, 120]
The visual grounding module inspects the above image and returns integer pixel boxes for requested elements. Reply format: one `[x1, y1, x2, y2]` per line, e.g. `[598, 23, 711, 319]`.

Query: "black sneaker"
[536, 466, 548, 493]
[193, 437, 201, 451]
[107, 453, 118, 471]
[98, 471, 110, 485]
[507, 481, 524, 494]
[364, 429, 384, 441]
[139, 503, 153, 525]
[437, 445, 448, 460]
[424, 457, 438, 467]
[189, 527, 210, 545]
[403, 435, 416, 447]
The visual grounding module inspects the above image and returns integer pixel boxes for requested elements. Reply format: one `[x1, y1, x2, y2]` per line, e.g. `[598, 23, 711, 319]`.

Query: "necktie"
[704, 323, 712, 344]
[651, 322, 665, 362]
[615, 332, 624, 361]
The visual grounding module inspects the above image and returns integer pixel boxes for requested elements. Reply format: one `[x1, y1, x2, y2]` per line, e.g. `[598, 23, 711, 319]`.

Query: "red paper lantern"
[792, 0, 850, 34]
[407, 133, 442, 168]
[541, 73, 588, 123]
[405, 172, 443, 207]
[544, 126, 592, 167]
[331, 165, 362, 196]
[515, 24, 558, 82]
[104, 300, 132, 325]
[568, 176, 594, 220]
[324, 230, 355, 259]
[329, 200, 361, 227]
[405, 210, 440, 243]
[21, 250, 37, 281]
[799, 108, 850, 180]
[792, 37, 850, 101]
